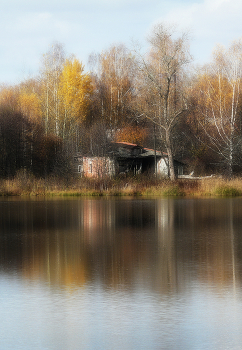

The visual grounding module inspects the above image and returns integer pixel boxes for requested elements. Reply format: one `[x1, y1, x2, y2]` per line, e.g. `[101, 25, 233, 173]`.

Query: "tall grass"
[1, 172, 242, 197]
[197, 177, 242, 197]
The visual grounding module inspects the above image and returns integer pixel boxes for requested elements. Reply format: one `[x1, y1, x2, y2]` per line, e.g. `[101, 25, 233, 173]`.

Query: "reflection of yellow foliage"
[115, 126, 147, 146]
[21, 230, 88, 290]
[197, 227, 235, 288]
[63, 263, 86, 288]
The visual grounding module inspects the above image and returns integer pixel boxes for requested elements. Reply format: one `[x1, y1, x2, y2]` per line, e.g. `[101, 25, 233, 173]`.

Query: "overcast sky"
[1, 0, 242, 84]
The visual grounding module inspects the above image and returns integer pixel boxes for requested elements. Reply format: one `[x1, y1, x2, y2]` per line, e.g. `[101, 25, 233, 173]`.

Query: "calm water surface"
[1, 197, 242, 350]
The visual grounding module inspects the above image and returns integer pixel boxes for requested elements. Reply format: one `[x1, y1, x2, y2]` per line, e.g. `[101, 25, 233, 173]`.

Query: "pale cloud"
[1, 0, 242, 84]
[206, 0, 230, 12]
[157, 0, 242, 62]
[0, 10, 74, 83]
[0, 0, 167, 83]
[3, 0, 160, 13]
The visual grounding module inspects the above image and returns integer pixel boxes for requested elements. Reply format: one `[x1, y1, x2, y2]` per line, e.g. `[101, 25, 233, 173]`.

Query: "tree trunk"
[228, 131, 233, 179]
[166, 129, 176, 180]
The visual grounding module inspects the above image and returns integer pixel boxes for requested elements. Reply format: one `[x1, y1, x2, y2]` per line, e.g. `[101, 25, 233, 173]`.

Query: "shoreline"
[1, 175, 242, 198]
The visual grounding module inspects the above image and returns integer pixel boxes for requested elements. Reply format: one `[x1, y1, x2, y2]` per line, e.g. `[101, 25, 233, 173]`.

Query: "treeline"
[1, 23, 242, 179]
[0, 107, 64, 177]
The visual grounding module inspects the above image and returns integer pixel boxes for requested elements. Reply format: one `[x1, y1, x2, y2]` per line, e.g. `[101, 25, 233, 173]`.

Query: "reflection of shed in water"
[81, 200, 115, 243]
[74, 141, 184, 178]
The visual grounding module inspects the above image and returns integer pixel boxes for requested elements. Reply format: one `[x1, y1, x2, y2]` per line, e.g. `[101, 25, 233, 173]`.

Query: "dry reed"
[1, 173, 242, 198]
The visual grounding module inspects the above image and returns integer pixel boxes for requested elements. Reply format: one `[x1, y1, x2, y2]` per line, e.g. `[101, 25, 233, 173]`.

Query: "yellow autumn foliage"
[59, 57, 93, 123]
[0, 86, 19, 109]
[195, 73, 234, 112]
[18, 92, 41, 123]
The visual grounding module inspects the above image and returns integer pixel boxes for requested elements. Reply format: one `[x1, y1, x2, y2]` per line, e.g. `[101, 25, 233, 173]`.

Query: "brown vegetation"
[1, 171, 242, 198]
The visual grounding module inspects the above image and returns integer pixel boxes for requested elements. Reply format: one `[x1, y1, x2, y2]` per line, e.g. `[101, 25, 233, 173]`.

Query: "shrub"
[163, 185, 185, 197]
[214, 185, 242, 197]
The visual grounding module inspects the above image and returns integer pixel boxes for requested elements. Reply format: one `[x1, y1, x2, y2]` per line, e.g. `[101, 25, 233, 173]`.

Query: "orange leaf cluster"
[115, 126, 147, 146]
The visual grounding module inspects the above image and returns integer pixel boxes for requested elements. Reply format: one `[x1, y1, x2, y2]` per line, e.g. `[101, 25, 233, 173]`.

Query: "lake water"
[1, 197, 242, 350]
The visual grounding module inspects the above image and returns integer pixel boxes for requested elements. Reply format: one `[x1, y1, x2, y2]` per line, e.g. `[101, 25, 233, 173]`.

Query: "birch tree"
[40, 42, 65, 136]
[193, 40, 242, 177]
[89, 44, 136, 131]
[135, 23, 191, 180]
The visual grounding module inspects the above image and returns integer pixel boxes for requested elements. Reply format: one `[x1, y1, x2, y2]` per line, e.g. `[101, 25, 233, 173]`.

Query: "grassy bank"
[1, 172, 242, 198]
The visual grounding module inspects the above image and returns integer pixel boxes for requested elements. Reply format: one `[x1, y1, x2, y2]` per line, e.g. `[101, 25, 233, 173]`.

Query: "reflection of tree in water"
[174, 198, 242, 290]
[155, 199, 177, 294]
[1, 198, 241, 294]
[0, 199, 176, 293]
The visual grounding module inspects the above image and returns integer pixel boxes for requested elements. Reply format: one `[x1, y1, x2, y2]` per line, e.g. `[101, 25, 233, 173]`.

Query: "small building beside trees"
[74, 142, 184, 178]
